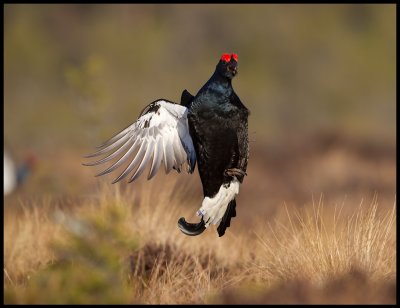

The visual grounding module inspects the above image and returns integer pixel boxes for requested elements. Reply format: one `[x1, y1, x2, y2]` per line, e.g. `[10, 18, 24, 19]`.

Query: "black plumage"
[183, 54, 249, 236]
[180, 89, 194, 107]
[84, 53, 249, 238]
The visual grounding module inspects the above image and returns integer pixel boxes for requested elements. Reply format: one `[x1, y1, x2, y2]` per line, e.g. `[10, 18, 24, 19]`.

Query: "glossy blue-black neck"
[200, 70, 233, 94]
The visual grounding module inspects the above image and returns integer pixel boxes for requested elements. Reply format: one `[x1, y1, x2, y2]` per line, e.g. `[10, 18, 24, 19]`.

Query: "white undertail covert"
[196, 177, 240, 227]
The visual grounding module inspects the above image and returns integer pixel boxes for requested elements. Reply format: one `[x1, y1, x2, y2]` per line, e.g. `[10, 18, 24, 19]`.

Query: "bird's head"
[216, 53, 238, 80]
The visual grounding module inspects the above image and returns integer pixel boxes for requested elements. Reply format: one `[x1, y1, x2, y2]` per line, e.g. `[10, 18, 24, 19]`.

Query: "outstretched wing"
[83, 99, 196, 183]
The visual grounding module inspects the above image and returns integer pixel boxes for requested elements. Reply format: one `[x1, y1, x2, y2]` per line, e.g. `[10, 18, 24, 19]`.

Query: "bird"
[84, 53, 249, 237]
[4, 150, 36, 196]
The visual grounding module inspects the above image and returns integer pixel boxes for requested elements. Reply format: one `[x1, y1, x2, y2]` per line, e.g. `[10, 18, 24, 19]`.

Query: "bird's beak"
[228, 63, 238, 76]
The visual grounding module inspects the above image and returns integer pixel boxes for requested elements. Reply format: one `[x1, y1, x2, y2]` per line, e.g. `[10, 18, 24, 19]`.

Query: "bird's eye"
[220, 53, 231, 63]
[232, 53, 238, 62]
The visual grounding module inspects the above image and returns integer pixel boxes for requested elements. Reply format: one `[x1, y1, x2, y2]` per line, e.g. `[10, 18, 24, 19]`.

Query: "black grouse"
[84, 53, 249, 237]
[4, 150, 36, 196]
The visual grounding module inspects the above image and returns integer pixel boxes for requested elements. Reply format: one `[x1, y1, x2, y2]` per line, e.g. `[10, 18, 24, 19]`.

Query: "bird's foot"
[224, 168, 247, 182]
[177, 217, 206, 236]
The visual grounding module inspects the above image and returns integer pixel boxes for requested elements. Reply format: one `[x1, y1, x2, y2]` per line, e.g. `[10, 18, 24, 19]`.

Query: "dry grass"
[3, 177, 396, 304]
[252, 196, 396, 285]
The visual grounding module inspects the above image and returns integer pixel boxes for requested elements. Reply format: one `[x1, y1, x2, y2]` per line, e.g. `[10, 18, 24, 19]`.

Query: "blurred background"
[4, 4, 396, 214]
[3, 4, 396, 304]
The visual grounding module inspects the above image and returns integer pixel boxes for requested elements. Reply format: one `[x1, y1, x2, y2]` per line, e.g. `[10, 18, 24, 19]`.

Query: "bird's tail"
[196, 178, 239, 234]
[178, 178, 239, 237]
[217, 199, 236, 237]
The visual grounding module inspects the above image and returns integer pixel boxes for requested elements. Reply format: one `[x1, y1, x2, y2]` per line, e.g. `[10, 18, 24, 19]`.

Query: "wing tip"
[111, 178, 121, 184]
[83, 152, 99, 159]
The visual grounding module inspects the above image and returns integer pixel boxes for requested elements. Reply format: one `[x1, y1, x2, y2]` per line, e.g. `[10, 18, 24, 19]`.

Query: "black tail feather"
[217, 199, 236, 237]
[178, 217, 206, 236]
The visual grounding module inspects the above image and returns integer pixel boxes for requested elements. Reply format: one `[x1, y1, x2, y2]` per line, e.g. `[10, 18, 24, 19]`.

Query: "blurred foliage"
[3, 183, 395, 304]
[3, 5, 396, 304]
[4, 4, 396, 152]
[64, 55, 110, 141]
[4, 203, 137, 304]
[214, 267, 396, 304]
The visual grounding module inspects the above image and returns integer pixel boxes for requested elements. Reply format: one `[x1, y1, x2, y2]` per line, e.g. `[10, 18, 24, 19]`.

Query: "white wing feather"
[84, 99, 196, 183]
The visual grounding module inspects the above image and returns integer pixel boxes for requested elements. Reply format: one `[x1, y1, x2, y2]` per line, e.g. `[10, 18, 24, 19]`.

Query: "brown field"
[4, 4, 396, 304]
[4, 135, 396, 304]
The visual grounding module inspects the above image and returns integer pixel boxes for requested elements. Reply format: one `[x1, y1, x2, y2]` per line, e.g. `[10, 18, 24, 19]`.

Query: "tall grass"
[215, 196, 396, 304]
[252, 196, 396, 284]
[3, 178, 396, 304]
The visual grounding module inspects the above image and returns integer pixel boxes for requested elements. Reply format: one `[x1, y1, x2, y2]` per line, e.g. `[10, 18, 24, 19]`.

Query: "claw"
[177, 217, 206, 236]
[224, 168, 247, 182]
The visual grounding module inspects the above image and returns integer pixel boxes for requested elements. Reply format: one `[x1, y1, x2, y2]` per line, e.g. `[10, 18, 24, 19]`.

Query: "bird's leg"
[224, 168, 247, 182]
[177, 217, 206, 236]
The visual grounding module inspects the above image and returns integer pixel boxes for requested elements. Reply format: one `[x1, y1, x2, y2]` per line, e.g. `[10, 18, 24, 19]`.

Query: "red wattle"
[220, 53, 231, 62]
